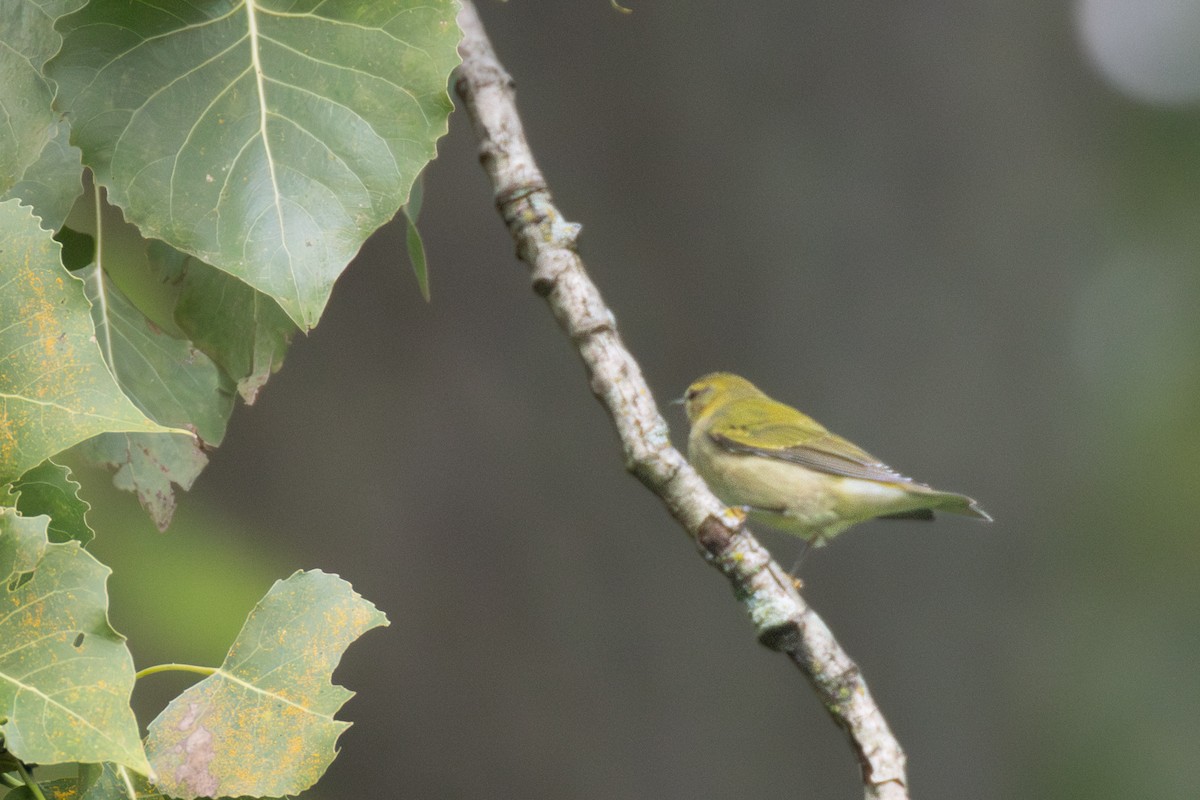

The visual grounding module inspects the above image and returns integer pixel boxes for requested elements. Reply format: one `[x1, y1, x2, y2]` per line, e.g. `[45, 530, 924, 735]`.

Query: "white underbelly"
[689, 433, 916, 543]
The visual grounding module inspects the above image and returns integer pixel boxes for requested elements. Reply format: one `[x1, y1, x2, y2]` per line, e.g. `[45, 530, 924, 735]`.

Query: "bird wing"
[708, 397, 921, 485]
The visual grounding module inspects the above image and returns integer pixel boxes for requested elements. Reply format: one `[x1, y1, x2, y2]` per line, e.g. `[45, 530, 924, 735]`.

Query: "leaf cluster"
[1, 1, 459, 797]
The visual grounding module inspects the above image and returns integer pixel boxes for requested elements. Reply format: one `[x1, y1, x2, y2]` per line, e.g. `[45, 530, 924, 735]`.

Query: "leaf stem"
[135, 662, 217, 680]
[14, 762, 47, 800]
[1, 773, 21, 788]
[116, 765, 138, 800]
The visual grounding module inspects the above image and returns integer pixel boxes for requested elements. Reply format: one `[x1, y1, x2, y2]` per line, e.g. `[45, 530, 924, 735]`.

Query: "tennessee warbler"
[683, 372, 991, 546]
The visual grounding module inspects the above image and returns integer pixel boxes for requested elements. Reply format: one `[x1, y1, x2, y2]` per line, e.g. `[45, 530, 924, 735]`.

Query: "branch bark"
[454, 5, 908, 797]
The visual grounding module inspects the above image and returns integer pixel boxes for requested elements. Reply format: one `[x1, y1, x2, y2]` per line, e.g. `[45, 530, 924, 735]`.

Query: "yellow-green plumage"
[684, 373, 991, 545]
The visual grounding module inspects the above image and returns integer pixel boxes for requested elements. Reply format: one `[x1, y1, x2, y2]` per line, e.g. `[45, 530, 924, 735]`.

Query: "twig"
[453, 4, 909, 797]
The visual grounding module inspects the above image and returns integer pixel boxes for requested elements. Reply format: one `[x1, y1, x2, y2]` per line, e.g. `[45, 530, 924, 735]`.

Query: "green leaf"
[70, 264, 234, 530]
[0, 744, 21, 773]
[80, 764, 164, 800]
[2, 764, 162, 800]
[10, 459, 93, 545]
[401, 173, 430, 302]
[0, 199, 185, 487]
[0, 507, 150, 775]
[8, 0, 88, 72]
[6, 120, 86, 232]
[144, 570, 388, 799]
[74, 432, 208, 533]
[78, 265, 234, 445]
[149, 242, 296, 405]
[0, 3, 56, 196]
[1, 4, 87, 227]
[48, 0, 462, 329]
[2, 778, 79, 800]
[0, 509, 43, 577]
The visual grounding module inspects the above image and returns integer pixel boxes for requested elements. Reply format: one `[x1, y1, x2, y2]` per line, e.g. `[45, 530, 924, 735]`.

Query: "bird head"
[682, 372, 763, 423]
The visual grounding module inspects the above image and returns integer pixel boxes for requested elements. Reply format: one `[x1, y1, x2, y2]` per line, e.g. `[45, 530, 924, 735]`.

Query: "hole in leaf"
[53, 226, 96, 271]
[8, 572, 33, 591]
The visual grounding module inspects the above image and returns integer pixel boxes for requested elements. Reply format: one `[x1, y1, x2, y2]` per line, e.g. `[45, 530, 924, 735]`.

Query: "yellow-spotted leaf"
[0, 199, 186, 487]
[0, 507, 150, 774]
[3, 763, 162, 800]
[145, 570, 388, 798]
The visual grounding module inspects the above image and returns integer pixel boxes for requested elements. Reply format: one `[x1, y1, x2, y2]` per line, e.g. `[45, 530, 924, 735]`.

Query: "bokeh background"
[81, 1, 1200, 798]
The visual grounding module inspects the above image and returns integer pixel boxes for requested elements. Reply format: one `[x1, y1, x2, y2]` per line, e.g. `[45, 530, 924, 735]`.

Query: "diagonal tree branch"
[454, 4, 908, 798]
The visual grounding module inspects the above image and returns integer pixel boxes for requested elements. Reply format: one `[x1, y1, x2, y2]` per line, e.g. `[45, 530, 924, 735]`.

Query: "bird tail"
[933, 492, 993, 522]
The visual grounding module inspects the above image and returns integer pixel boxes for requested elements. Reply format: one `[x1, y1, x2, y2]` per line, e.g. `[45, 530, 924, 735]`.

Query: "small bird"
[683, 372, 991, 546]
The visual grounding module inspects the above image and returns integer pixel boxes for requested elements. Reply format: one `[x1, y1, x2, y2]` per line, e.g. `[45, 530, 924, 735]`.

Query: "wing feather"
[708, 397, 924, 485]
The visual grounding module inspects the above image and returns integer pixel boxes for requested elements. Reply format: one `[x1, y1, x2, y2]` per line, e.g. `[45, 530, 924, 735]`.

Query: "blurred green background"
[86, 2, 1200, 798]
